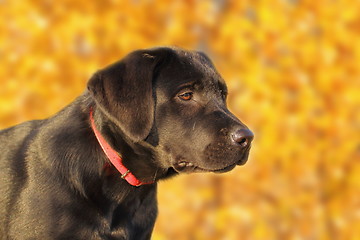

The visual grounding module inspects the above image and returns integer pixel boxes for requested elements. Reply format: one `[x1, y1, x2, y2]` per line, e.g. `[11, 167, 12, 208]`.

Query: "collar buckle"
[120, 170, 130, 179]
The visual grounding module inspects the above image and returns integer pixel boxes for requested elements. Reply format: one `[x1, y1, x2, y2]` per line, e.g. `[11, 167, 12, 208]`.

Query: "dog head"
[88, 47, 253, 174]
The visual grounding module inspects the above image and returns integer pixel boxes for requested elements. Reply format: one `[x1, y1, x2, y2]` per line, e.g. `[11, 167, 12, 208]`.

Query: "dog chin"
[172, 158, 247, 174]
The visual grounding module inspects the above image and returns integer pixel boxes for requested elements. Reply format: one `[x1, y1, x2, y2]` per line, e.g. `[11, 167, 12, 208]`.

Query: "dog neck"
[90, 109, 154, 187]
[89, 107, 172, 186]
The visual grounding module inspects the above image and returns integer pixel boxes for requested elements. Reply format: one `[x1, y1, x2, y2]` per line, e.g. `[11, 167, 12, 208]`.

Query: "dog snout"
[231, 128, 254, 148]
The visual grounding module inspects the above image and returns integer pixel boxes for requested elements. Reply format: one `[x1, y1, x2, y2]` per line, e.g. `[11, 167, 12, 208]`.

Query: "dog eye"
[178, 92, 193, 101]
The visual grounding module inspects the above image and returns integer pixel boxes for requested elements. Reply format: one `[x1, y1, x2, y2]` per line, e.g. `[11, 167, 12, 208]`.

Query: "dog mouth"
[173, 151, 249, 174]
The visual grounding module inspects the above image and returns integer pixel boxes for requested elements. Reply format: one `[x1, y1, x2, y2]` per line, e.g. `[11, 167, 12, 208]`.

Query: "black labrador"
[0, 47, 253, 239]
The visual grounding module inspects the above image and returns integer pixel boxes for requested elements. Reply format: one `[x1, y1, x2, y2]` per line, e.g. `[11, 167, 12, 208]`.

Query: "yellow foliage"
[0, 0, 359, 239]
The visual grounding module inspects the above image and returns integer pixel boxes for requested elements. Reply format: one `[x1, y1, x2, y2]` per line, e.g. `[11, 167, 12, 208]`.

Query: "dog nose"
[231, 129, 254, 148]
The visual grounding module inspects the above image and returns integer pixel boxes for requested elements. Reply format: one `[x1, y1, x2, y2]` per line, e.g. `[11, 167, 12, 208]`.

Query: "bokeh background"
[1, 0, 359, 239]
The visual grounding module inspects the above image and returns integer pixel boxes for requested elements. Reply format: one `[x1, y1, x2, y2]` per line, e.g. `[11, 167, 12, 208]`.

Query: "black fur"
[0, 47, 253, 239]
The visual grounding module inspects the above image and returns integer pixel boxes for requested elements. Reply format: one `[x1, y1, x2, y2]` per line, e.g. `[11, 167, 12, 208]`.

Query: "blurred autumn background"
[1, 0, 359, 239]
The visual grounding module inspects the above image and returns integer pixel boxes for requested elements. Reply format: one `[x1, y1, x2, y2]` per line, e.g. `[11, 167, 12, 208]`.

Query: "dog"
[0, 47, 253, 239]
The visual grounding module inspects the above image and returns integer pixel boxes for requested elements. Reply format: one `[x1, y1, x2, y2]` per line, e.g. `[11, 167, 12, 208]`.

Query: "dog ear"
[87, 49, 169, 142]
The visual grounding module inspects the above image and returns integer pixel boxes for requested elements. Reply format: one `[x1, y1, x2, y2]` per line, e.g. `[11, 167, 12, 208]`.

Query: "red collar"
[90, 109, 154, 187]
